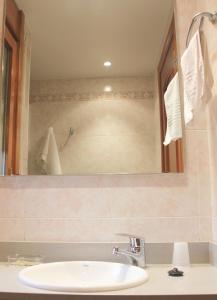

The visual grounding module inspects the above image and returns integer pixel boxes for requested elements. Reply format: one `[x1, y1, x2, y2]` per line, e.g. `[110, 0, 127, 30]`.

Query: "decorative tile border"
[30, 91, 154, 103]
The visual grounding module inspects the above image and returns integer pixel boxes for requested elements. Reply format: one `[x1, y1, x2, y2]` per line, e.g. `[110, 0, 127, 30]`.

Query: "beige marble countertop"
[0, 264, 216, 297]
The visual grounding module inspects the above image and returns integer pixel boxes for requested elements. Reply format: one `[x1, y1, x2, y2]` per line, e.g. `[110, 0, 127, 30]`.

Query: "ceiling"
[16, 0, 173, 80]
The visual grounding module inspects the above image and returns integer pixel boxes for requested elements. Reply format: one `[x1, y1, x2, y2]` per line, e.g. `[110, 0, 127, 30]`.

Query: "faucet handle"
[112, 247, 119, 255]
[116, 233, 145, 252]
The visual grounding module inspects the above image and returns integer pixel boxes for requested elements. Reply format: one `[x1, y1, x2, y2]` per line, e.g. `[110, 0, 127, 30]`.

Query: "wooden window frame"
[158, 17, 184, 173]
[3, 0, 24, 175]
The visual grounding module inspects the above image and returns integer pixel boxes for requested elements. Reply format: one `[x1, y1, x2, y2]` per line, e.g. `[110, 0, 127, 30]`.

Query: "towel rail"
[186, 11, 217, 48]
[60, 127, 74, 151]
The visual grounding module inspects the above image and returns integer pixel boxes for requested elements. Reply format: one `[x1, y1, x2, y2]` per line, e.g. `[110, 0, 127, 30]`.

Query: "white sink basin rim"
[19, 261, 149, 292]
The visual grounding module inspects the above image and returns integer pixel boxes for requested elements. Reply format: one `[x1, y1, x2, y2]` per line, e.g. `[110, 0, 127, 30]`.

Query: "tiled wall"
[0, 0, 214, 243]
[0, 170, 212, 242]
[197, 0, 217, 243]
[175, 0, 217, 244]
[29, 77, 161, 175]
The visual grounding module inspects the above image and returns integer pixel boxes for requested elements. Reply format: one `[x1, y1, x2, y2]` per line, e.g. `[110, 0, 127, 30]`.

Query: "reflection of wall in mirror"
[28, 77, 162, 175]
[19, 25, 31, 175]
[153, 74, 162, 174]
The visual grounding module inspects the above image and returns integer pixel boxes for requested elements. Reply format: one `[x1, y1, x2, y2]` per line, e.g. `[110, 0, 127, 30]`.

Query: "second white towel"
[181, 30, 205, 125]
[163, 73, 182, 146]
[40, 127, 62, 175]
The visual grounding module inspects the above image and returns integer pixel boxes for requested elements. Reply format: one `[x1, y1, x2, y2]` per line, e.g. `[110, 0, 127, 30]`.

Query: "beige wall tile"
[24, 218, 116, 242]
[199, 217, 212, 242]
[0, 219, 24, 241]
[212, 218, 217, 242]
[24, 217, 200, 243]
[106, 186, 199, 218]
[24, 189, 111, 218]
[0, 189, 24, 218]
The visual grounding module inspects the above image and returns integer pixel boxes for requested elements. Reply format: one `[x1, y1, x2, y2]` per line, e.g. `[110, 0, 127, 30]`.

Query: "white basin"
[19, 261, 148, 292]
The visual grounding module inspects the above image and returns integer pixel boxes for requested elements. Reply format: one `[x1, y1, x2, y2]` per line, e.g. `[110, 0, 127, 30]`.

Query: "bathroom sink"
[19, 261, 148, 292]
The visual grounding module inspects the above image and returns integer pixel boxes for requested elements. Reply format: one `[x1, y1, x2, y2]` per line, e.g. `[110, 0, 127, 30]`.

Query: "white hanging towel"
[181, 30, 205, 125]
[163, 73, 182, 146]
[40, 127, 62, 175]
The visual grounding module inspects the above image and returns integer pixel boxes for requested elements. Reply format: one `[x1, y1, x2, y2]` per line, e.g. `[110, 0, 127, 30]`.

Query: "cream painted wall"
[0, 0, 213, 244]
[28, 77, 160, 175]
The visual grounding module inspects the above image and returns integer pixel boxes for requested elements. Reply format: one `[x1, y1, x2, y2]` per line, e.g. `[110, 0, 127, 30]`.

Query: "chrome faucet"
[112, 234, 146, 268]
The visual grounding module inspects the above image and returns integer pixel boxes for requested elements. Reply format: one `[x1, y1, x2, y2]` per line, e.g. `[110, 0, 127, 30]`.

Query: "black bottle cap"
[168, 267, 184, 277]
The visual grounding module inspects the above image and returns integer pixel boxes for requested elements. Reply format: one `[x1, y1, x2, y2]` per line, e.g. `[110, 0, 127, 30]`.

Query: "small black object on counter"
[168, 267, 184, 277]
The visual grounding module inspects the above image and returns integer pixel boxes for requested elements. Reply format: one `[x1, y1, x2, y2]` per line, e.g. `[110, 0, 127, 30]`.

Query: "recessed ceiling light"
[104, 85, 112, 92]
[104, 61, 112, 67]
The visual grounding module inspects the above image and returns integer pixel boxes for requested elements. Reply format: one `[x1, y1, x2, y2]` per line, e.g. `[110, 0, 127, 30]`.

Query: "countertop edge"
[0, 292, 217, 300]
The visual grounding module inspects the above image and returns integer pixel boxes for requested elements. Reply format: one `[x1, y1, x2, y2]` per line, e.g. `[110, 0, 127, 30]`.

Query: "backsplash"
[0, 0, 215, 244]
[0, 162, 211, 242]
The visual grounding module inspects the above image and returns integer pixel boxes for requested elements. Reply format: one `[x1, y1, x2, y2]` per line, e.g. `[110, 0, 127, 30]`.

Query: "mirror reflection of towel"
[163, 73, 182, 146]
[40, 127, 62, 175]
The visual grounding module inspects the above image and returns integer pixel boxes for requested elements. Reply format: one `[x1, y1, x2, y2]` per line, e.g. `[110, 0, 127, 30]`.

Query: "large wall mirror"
[0, 0, 184, 175]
